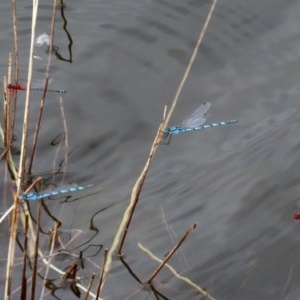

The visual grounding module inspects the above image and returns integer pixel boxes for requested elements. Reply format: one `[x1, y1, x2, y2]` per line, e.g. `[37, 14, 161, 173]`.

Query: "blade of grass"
[17, 0, 39, 189]
[4, 194, 20, 300]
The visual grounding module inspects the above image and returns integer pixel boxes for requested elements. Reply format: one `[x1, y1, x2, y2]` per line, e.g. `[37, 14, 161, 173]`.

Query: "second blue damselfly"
[21, 184, 94, 201]
[163, 102, 237, 140]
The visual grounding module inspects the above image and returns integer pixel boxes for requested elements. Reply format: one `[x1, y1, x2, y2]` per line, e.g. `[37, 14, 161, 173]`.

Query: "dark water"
[1, 0, 300, 299]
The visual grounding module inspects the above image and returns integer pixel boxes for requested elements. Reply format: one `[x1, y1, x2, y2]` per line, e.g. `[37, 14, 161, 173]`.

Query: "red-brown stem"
[145, 224, 196, 284]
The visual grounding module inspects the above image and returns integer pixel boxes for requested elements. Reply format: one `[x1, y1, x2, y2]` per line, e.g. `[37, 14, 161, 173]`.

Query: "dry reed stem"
[3, 2, 55, 298]
[3, 0, 61, 257]
[58, 95, 69, 183]
[0, 111, 5, 141]
[0, 147, 9, 160]
[30, 202, 41, 300]
[2, 74, 11, 228]
[17, 0, 38, 189]
[3, 49, 18, 300]
[95, 248, 108, 300]
[2, 1, 97, 299]
[0, 204, 14, 225]
[8, 1, 19, 146]
[145, 224, 196, 284]
[84, 273, 96, 300]
[27, 77, 50, 174]
[100, 0, 218, 293]
[40, 221, 59, 299]
[21, 216, 29, 299]
[3, 74, 9, 147]
[138, 242, 215, 300]
[4, 193, 20, 300]
[28, 0, 57, 174]
[11, 0, 19, 82]
[4, 54, 12, 148]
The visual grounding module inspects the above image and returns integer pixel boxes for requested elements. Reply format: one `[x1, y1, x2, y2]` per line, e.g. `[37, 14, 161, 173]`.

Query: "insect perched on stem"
[21, 184, 94, 201]
[7, 81, 67, 94]
[162, 102, 237, 144]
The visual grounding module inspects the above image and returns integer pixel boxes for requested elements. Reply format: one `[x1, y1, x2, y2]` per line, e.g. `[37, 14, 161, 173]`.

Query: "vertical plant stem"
[4, 55, 12, 148]
[31, 202, 41, 300]
[84, 274, 96, 300]
[17, 0, 39, 190]
[21, 216, 29, 299]
[40, 221, 59, 300]
[27, 76, 50, 174]
[58, 95, 68, 182]
[28, 0, 57, 174]
[10, 0, 19, 147]
[95, 248, 108, 300]
[4, 196, 20, 300]
[11, 0, 19, 82]
[100, 124, 163, 294]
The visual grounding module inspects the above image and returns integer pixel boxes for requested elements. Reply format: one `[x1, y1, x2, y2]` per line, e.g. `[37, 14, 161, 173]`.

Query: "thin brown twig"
[28, 76, 50, 174]
[0, 147, 9, 160]
[83, 273, 96, 300]
[95, 248, 108, 300]
[48, 95, 68, 186]
[116, 122, 164, 256]
[28, 0, 57, 174]
[4, 55, 11, 148]
[57, 95, 68, 184]
[10, 0, 19, 140]
[145, 224, 196, 284]
[21, 215, 29, 299]
[11, 0, 19, 82]
[23, 176, 43, 194]
[30, 202, 41, 300]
